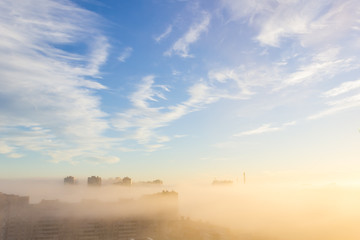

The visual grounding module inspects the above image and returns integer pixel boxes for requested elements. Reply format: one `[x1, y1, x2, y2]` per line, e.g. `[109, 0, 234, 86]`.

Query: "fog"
[177, 183, 360, 240]
[1, 179, 360, 239]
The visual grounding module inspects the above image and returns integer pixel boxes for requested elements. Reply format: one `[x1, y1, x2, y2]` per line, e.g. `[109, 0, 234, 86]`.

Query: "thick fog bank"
[1, 179, 360, 239]
[177, 183, 360, 240]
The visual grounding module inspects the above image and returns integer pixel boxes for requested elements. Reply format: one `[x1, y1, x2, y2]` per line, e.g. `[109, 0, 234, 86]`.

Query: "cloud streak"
[234, 124, 281, 136]
[118, 47, 133, 62]
[154, 25, 172, 43]
[309, 77, 360, 120]
[165, 12, 210, 58]
[234, 121, 296, 136]
[309, 94, 360, 120]
[323, 79, 360, 98]
[279, 48, 356, 89]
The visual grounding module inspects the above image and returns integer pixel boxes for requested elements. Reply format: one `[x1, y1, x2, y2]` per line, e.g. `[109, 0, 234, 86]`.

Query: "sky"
[0, 0, 360, 183]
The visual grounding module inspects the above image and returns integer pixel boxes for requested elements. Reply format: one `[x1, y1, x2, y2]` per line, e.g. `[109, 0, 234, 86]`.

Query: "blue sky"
[0, 0, 360, 182]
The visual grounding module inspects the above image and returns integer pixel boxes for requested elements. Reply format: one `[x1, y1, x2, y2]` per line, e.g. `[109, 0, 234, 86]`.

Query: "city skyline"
[0, 0, 360, 184]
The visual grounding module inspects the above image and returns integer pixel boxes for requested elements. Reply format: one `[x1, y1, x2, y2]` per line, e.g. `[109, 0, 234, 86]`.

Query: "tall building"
[64, 176, 76, 185]
[0, 193, 29, 240]
[87, 176, 101, 186]
[0, 192, 178, 240]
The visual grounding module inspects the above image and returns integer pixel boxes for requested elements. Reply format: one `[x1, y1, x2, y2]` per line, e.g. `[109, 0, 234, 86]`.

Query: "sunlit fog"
[1, 179, 360, 239]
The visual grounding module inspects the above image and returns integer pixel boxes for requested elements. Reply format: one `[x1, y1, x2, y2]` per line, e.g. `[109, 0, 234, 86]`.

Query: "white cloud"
[234, 121, 296, 136]
[234, 124, 281, 136]
[323, 79, 360, 97]
[222, 0, 360, 48]
[112, 76, 223, 147]
[112, 61, 297, 148]
[129, 75, 169, 109]
[154, 25, 172, 43]
[113, 76, 186, 144]
[208, 64, 281, 97]
[86, 36, 110, 76]
[165, 12, 210, 58]
[0, 0, 114, 163]
[255, 1, 318, 47]
[185, 82, 219, 107]
[206, 47, 359, 126]
[118, 47, 133, 62]
[309, 94, 360, 120]
[277, 48, 357, 89]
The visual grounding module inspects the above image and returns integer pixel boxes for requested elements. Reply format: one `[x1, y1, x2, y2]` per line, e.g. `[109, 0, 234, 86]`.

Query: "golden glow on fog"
[1, 180, 360, 239]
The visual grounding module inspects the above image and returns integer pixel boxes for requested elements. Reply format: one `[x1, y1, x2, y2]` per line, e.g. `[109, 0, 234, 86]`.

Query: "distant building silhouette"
[122, 177, 132, 186]
[87, 176, 101, 186]
[212, 179, 233, 186]
[64, 176, 76, 185]
[133, 179, 163, 186]
[113, 177, 132, 186]
[152, 179, 163, 185]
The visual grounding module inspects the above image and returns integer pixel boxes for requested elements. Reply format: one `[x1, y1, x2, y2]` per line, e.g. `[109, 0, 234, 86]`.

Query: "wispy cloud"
[208, 64, 281, 97]
[234, 121, 296, 136]
[234, 124, 281, 136]
[112, 62, 290, 148]
[323, 79, 360, 98]
[207, 46, 359, 126]
[165, 12, 210, 58]
[118, 47, 133, 62]
[154, 25, 172, 43]
[309, 94, 360, 120]
[215, 0, 360, 127]
[129, 75, 169, 109]
[222, 0, 360, 47]
[279, 48, 356, 89]
[0, 0, 119, 163]
[309, 77, 360, 120]
[112, 76, 221, 148]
